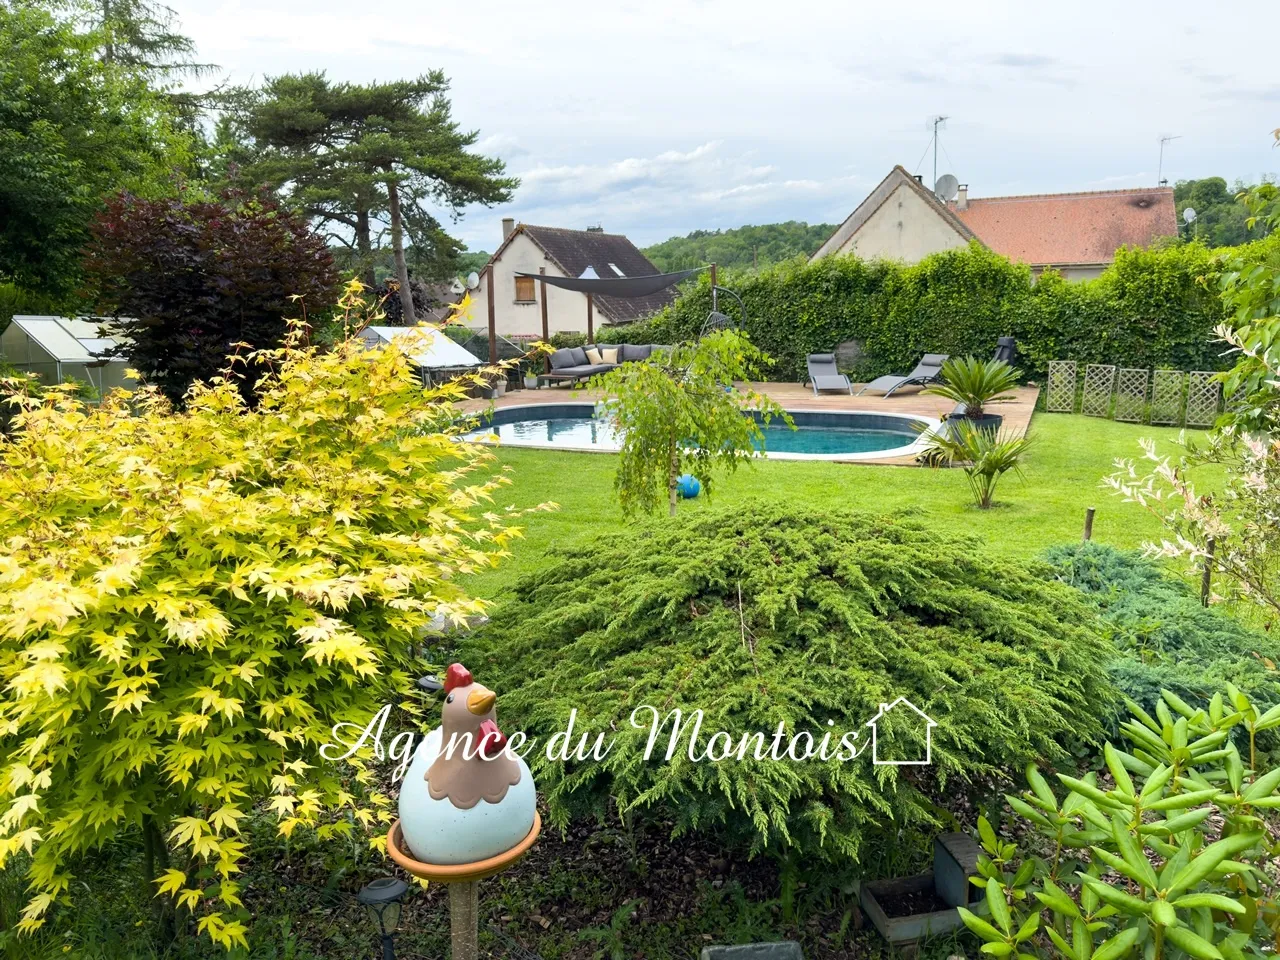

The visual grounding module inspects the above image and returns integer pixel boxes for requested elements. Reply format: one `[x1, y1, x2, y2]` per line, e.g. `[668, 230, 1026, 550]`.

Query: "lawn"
[463, 412, 1220, 600]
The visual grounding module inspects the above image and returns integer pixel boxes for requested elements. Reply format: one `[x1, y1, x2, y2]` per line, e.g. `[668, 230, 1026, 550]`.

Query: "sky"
[169, 0, 1279, 252]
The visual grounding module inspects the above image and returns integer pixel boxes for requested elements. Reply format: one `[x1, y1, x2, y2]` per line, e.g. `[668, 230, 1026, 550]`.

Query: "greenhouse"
[0, 315, 134, 394]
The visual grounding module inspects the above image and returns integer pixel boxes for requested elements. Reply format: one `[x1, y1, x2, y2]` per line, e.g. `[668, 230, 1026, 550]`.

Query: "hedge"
[602, 235, 1280, 382]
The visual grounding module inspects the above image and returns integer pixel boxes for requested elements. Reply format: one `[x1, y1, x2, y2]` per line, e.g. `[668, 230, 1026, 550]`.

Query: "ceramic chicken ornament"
[399, 663, 537, 865]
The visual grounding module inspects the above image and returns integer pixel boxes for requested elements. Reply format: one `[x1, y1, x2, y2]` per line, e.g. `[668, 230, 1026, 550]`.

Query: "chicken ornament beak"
[466, 687, 496, 716]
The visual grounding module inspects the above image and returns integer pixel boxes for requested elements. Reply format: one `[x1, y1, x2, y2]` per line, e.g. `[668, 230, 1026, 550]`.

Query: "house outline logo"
[864, 697, 938, 766]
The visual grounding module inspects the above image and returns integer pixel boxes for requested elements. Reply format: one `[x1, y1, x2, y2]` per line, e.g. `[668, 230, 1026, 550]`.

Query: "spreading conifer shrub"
[458, 503, 1116, 865]
[1044, 541, 1280, 714]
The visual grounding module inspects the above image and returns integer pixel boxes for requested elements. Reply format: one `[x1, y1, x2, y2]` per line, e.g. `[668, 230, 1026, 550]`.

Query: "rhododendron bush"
[0, 288, 526, 947]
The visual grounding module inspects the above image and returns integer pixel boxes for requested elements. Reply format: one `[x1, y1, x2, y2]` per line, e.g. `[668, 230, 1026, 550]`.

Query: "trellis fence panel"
[1185, 372, 1221, 428]
[1046, 361, 1077, 413]
[1080, 365, 1117, 418]
[1148, 370, 1186, 426]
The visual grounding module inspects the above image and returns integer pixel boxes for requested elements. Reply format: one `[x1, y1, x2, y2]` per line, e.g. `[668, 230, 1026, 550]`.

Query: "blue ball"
[676, 474, 702, 499]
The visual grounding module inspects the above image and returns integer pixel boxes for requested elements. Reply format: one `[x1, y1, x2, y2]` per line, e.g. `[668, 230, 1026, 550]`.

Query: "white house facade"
[464, 220, 676, 340]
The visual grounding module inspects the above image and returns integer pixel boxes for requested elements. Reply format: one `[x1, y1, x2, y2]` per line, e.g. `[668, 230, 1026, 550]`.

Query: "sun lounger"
[855, 354, 949, 398]
[805, 353, 853, 395]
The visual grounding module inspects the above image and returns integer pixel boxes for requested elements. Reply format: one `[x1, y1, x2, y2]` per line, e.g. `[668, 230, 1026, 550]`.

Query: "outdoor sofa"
[538, 343, 671, 386]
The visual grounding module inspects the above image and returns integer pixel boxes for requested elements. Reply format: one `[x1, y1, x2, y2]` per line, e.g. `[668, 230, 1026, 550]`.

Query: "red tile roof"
[951, 187, 1176, 266]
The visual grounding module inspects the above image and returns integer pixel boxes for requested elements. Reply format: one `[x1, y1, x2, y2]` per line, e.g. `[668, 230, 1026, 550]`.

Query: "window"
[514, 276, 536, 303]
[609, 263, 626, 277]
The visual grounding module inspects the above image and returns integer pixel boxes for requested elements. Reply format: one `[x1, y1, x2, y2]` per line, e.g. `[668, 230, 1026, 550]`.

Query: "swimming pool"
[464, 403, 938, 460]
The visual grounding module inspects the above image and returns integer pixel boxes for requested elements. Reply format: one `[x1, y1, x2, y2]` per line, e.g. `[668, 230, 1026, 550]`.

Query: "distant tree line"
[1174, 176, 1275, 246]
[642, 221, 836, 273]
[0, 0, 516, 396]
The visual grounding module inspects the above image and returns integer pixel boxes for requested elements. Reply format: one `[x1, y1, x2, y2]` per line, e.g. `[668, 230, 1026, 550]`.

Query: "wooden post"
[1082, 507, 1095, 542]
[539, 267, 549, 374]
[710, 262, 718, 313]
[448, 881, 479, 960]
[586, 293, 594, 344]
[1202, 538, 1216, 607]
[486, 265, 497, 364]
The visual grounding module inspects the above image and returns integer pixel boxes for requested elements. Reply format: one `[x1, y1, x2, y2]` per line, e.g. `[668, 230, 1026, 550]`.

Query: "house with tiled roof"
[465, 219, 677, 339]
[812, 166, 1177, 281]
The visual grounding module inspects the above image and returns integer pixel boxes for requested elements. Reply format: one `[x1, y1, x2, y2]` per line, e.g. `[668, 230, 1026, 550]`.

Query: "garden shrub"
[0, 286, 520, 946]
[1043, 542, 1280, 714]
[606, 237, 1265, 381]
[82, 186, 341, 404]
[458, 503, 1116, 866]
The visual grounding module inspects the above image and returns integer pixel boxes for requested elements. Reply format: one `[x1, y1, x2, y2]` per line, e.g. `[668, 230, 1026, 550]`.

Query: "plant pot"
[946, 412, 1002, 437]
[523, 375, 541, 390]
[933, 833, 981, 908]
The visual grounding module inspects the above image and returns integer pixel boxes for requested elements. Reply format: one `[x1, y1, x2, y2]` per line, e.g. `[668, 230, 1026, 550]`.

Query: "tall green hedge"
[603, 236, 1278, 382]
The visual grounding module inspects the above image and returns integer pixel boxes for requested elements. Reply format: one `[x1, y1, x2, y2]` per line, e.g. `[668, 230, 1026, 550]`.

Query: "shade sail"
[513, 266, 704, 298]
[366, 326, 482, 368]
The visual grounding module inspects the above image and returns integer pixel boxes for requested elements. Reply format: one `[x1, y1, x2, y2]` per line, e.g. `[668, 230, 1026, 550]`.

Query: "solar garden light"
[357, 876, 408, 960]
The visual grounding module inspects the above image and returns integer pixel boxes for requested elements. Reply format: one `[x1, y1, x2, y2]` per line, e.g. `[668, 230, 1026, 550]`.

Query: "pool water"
[466, 406, 927, 459]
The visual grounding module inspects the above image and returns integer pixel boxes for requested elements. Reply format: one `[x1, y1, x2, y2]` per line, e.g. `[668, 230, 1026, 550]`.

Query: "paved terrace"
[459, 381, 1040, 466]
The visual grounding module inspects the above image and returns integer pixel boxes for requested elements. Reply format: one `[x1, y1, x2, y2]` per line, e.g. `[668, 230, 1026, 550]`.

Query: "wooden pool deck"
[458, 382, 1040, 466]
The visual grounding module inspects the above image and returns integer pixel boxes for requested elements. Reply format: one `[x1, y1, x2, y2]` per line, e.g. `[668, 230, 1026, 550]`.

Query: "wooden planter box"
[701, 944, 803, 960]
[860, 873, 971, 946]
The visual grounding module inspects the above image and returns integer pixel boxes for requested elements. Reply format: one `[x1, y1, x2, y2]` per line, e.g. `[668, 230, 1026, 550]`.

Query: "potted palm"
[925, 356, 1020, 434]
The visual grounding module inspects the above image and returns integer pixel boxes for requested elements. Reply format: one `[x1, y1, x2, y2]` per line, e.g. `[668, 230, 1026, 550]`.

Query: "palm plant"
[923, 420, 1031, 509]
[925, 356, 1020, 419]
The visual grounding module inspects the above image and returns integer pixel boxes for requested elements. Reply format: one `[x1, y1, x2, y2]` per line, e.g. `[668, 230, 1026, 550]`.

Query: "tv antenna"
[1158, 134, 1181, 185]
[929, 115, 949, 187]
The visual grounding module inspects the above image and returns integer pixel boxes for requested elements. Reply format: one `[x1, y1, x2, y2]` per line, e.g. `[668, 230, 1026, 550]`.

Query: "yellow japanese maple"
[0, 285, 524, 948]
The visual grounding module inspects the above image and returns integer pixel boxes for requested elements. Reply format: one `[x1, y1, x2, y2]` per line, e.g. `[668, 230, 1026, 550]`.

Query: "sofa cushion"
[585, 346, 603, 364]
[569, 346, 589, 366]
[620, 343, 651, 362]
[549, 347, 579, 370]
[600, 346, 619, 364]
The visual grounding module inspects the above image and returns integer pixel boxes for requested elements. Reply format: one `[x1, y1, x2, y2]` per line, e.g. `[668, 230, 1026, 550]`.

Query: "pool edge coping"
[462, 402, 942, 463]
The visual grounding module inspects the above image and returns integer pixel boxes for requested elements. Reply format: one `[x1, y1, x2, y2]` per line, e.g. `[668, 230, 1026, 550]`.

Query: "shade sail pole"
[586, 294, 594, 344]
[710, 262, 718, 313]
[539, 267, 549, 374]
[486, 265, 497, 364]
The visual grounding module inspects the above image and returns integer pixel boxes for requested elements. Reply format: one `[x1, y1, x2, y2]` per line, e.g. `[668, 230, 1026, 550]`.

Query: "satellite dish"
[934, 173, 959, 202]
[466, 271, 481, 290]
[1182, 207, 1197, 224]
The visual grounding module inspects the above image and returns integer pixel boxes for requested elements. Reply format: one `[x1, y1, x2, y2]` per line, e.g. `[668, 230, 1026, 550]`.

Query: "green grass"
[463, 413, 1222, 599]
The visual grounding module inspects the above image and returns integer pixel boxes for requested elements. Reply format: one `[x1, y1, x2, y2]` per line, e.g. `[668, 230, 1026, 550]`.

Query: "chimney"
[586, 224, 604, 233]
[956, 184, 968, 211]
[914, 175, 923, 184]
[501, 217, 515, 241]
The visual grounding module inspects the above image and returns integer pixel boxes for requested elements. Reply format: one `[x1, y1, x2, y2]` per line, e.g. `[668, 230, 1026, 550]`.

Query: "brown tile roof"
[952, 187, 1177, 266]
[490, 224, 677, 324]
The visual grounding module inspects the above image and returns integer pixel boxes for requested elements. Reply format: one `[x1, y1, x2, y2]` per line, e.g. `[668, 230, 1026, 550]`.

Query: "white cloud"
[168, 0, 1280, 250]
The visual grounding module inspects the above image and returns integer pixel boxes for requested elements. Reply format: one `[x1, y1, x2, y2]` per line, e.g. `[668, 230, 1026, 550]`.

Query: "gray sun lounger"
[855, 353, 949, 397]
[805, 353, 852, 395]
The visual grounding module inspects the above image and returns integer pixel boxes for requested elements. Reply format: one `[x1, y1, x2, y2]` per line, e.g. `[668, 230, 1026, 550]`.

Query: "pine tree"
[220, 72, 517, 315]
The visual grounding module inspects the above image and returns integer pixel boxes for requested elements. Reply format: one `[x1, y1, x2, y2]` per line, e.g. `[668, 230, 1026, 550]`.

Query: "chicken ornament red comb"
[443, 663, 473, 694]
